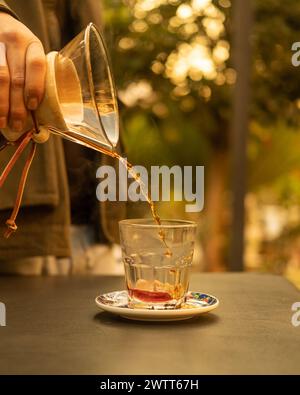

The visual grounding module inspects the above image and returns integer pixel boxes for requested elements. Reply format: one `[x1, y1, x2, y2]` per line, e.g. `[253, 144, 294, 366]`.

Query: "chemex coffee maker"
[0, 23, 119, 238]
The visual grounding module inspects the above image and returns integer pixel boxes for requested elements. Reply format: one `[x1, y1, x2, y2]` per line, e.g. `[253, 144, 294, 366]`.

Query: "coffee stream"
[117, 156, 172, 257]
[48, 127, 172, 256]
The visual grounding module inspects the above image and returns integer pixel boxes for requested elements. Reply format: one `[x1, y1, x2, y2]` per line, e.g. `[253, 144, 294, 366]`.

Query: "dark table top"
[0, 273, 299, 375]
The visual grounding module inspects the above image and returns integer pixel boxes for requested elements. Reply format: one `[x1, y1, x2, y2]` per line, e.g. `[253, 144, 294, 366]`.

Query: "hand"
[0, 12, 46, 137]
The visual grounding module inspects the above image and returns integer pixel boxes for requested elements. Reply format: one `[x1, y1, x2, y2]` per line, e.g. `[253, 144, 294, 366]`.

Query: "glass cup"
[119, 219, 197, 310]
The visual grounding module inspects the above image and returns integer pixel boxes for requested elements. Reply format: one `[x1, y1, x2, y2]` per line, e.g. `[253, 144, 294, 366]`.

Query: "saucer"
[95, 291, 219, 321]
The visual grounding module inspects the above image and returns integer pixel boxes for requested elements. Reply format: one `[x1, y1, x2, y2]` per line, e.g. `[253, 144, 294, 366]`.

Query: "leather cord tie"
[0, 112, 39, 238]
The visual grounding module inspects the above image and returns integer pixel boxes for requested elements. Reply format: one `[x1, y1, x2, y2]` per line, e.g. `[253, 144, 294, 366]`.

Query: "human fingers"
[25, 40, 46, 111]
[0, 42, 10, 129]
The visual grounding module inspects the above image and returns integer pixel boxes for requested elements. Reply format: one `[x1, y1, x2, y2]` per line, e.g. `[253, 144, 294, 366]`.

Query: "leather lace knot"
[0, 112, 39, 238]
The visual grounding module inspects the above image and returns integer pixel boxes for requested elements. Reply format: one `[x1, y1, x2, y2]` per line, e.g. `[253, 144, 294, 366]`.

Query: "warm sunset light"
[0, 0, 299, 383]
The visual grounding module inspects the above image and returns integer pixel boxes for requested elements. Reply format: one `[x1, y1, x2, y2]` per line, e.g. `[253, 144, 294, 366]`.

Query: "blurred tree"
[102, 0, 300, 272]
[104, 0, 232, 158]
[251, 0, 300, 127]
[103, 0, 232, 270]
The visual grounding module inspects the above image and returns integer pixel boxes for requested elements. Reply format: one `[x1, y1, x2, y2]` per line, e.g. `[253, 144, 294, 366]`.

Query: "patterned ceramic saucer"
[95, 291, 219, 321]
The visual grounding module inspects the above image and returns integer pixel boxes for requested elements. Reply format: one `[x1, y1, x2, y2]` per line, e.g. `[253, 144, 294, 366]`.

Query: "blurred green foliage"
[252, 0, 300, 126]
[249, 0, 300, 201]
[102, 1, 300, 276]
[104, 0, 300, 278]
[103, 0, 231, 170]
[103, 0, 300, 195]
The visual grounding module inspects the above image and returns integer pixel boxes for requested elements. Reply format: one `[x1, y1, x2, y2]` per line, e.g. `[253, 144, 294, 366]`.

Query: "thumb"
[1, 128, 23, 142]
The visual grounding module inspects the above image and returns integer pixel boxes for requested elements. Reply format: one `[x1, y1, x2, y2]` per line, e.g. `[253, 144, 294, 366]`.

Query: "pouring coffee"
[1, 23, 119, 151]
[0, 23, 169, 253]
